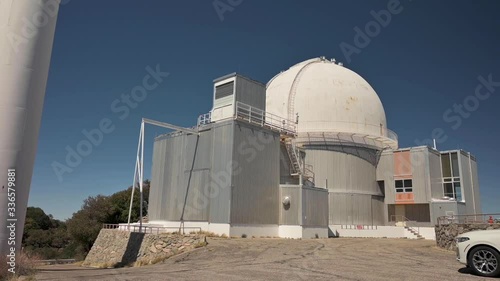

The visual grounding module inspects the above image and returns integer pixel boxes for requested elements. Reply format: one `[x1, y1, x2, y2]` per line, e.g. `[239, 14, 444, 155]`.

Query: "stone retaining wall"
[435, 223, 500, 251]
[83, 229, 206, 267]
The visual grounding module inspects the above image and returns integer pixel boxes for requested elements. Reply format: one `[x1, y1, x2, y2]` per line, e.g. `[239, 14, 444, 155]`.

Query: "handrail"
[196, 102, 297, 135]
[198, 112, 212, 126]
[36, 259, 76, 265]
[390, 215, 420, 236]
[102, 224, 202, 234]
[235, 102, 297, 135]
[437, 213, 500, 226]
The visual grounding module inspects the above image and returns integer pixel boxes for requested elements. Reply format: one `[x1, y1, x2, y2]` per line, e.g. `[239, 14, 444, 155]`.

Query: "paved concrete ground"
[36, 238, 495, 281]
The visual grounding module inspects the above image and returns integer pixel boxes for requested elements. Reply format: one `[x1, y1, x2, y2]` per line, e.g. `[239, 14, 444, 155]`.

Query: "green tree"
[22, 207, 71, 259]
[66, 181, 150, 256]
[66, 195, 113, 253]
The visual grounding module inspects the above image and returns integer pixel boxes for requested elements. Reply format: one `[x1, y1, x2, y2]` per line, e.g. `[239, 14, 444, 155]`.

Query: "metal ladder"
[283, 137, 315, 184]
[284, 138, 302, 176]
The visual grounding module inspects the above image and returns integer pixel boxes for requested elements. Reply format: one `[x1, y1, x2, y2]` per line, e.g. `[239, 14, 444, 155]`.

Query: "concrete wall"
[330, 225, 436, 240]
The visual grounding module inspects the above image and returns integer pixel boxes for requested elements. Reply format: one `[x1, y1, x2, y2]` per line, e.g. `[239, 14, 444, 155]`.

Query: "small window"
[215, 81, 234, 99]
[395, 179, 413, 193]
[444, 183, 454, 198]
[403, 179, 412, 188]
[395, 180, 403, 188]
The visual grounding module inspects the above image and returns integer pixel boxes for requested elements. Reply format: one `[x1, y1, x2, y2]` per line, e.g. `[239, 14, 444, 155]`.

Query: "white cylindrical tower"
[0, 0, 60, 254]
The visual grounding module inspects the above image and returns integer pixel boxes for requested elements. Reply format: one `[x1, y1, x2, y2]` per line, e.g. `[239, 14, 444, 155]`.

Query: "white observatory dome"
[266, 57, 397, 149]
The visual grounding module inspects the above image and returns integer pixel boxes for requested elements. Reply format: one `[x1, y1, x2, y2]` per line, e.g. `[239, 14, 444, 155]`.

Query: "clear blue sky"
[29, 0, 500, 219]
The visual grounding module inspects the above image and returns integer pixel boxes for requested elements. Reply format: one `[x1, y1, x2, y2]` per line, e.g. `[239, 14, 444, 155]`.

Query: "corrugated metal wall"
[279, 185, 301, 225]
[149, 132, 214, 221]
[459, 152, 473, 214]
[302, 187, 329, 226]
[148, 121, 235, 223]
[305, 149, 380, 195]
[470, 159, 481, 213]
[235, 76, 266, 111]
[304, 148, 384, 226]
[208, 122, 234, 223]
[411, 148, 430, 203]
[328, 193, 384, 225]
[377, 152, 395, 204]
[429, 149, 443, 199]
[230, 122, 280, 225]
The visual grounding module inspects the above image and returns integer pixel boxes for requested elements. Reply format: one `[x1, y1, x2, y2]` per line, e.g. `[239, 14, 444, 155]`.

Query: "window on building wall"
[441, 152, 462, 201]
[395, 179, 412, 193]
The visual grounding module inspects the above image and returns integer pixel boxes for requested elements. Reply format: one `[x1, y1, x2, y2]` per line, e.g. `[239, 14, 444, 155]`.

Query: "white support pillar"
[0, 0, 61, 255]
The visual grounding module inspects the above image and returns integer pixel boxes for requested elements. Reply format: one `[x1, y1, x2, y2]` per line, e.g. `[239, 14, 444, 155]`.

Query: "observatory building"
[146, 57, 481, 239]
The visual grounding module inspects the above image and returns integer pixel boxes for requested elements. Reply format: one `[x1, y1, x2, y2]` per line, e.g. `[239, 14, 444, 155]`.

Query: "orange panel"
[394, 151, 412, 178]
[395, 193, 415, 204]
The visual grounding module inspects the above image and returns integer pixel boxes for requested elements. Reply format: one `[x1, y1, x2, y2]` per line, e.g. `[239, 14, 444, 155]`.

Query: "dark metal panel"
[215, 81, 234, 99]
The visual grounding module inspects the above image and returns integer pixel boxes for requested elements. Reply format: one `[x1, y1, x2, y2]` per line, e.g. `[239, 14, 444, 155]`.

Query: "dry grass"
[193, 241, 207, 248]
[188, 230, 227, 238]
[0, 252, 42, 281]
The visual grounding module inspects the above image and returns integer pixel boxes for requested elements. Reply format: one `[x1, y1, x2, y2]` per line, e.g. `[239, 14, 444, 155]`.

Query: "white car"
[456, 229, 500, 277]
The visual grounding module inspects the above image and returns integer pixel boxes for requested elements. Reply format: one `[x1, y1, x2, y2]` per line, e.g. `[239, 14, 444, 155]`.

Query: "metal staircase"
[283, 137, 315, 184]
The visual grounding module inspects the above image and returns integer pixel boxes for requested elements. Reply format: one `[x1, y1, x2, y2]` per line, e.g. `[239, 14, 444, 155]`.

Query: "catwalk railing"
[102, 224, 202, 234]
[437, 213, 500, 226]
[197, 102, 297, 136]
